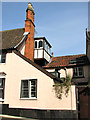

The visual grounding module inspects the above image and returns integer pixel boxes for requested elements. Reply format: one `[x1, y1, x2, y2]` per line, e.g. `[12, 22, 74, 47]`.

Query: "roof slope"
[14, 50, 59, 81]
[44, 54, 88, 68]
[0, 28, 25, 50]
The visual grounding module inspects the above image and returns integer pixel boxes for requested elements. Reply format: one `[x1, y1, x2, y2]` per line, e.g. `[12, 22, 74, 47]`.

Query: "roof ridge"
[1, 28, 25, 32]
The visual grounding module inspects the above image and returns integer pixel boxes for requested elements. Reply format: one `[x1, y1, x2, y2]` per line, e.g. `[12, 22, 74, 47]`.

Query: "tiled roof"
[0, 28, 25, 50]
[44, 54, 88, 68]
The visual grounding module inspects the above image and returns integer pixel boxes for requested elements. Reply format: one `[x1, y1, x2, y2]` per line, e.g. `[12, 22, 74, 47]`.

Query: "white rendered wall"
[0, 52, 76, 110]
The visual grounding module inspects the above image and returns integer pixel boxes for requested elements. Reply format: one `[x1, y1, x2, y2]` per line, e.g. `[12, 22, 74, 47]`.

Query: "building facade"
[0, 3, 78, 119]
[43, 29, 90, 119]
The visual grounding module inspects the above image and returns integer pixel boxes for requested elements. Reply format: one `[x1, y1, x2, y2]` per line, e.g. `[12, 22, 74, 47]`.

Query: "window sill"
[20, 98, 37, 100]
[73, 76, 84, 79]
[34, 48, 43, 50]
[0, 63, 6, 64]
[0, 99, 4, 102]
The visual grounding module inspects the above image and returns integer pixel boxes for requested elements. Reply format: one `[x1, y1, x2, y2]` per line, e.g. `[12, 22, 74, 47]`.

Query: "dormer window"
[34, 37, 52, 66]
[0, 53, 6, 63]
[39, 41, 42, 48]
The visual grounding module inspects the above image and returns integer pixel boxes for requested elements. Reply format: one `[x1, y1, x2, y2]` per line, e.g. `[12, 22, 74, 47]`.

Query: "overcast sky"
[2, 2, 88, 57]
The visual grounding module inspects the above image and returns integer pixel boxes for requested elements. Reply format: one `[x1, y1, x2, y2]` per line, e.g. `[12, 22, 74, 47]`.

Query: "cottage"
[0, 3, 77, 119]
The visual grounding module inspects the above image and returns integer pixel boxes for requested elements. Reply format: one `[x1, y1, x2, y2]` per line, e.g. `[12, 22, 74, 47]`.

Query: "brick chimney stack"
[24, 3, 35, 61]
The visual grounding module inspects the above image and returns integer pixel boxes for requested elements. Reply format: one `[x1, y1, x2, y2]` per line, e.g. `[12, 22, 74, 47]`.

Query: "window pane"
[31, 92, 36, 97]
[35, 41, 37, 48]
[44, 42, 46, 49]
[73, 67, 83, 77]
[21, 80, 29, 98]
[39, 41, 42, 48]
[73, 68, 77, 76]
[79, 67, 83, 76]
[22, 90, 29, 98]
[0, 78, 5, 88]
[30, 80, 37, 98]
[0, 79, 3, 88]
[1, 53, 6, 63]
[0, 55, 1, 63]
[0, 78, 5, 99]
[0, 90, 4, 99]
[31, 87, 36, 91]
[31, 81, 35, 85]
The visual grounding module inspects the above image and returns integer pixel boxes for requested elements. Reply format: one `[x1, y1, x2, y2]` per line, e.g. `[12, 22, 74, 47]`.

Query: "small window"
[50, 71, 60, 78]
[46, 45, 48, 51]
[44, 42, 47, 50]
[39, 41, 42, 48]
[0, 78, 5, 100]
[35, 41, 37, 48]
[21, 79, 37, 99]
[0, 53, 6, 63]
[73, 67, 84, 78]
[21, 80, 29, 98]
[60, 77, 65, 82]
[44, 42, 46, 49]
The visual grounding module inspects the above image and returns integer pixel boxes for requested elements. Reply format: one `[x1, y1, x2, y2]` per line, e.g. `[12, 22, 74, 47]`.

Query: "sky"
[1, 2, 88, 57]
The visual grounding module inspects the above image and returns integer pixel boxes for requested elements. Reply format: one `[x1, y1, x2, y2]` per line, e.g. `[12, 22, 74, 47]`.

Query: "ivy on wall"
[53, 75, 71, 99]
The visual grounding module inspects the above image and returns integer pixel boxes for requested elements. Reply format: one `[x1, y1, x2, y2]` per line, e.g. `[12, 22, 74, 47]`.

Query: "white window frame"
[20, 79, 37, 99]
[0, 53, 6, 64]
[0, 76, 5, 102]
[73, 66, 84, 78]
[38, 40, 43, 48]
[34, 41, 37, 48]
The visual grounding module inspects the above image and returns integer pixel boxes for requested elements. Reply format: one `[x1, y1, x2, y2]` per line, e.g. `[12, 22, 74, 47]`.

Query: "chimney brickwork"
[25, 3, 35, 61]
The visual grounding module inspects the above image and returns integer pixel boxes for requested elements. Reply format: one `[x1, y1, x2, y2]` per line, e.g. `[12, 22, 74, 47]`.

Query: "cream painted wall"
[46, 65, 88, 80]
[0, 52, 76, 110]
[44, 50, 51, 62]
[59, 68, 73, 79]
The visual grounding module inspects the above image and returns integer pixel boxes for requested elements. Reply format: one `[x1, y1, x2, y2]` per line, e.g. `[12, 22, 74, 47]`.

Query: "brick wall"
[24, 3, 35, 62]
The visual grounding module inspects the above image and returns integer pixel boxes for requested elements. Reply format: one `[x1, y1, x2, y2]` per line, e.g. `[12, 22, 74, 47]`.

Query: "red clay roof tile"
[44, 54, 86, 68]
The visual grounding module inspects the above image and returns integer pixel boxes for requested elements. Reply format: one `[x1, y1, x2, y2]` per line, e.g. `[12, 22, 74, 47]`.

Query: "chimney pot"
[52, 52, 53, 57]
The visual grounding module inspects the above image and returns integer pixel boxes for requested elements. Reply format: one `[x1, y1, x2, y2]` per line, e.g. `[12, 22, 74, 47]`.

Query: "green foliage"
[54, 75, 71, 99]
[88, 82, 90, 88]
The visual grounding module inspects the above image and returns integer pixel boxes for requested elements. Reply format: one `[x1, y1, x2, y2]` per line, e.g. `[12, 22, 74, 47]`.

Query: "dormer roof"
[0, 28, 52, 51]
